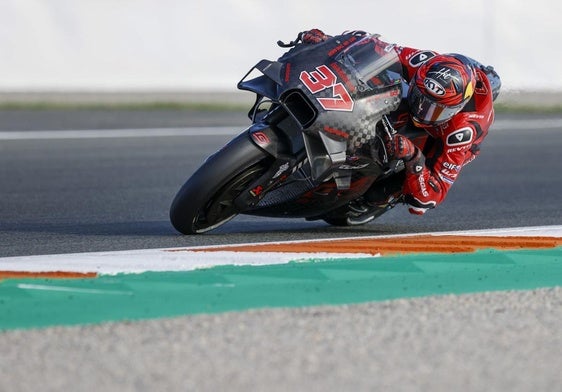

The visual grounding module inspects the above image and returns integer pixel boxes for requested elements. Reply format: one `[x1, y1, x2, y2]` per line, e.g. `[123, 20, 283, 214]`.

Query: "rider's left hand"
[301, 29, 329, 44]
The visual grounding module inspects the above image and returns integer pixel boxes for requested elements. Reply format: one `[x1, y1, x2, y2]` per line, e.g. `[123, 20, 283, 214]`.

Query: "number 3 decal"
[299, 65, 354, 112]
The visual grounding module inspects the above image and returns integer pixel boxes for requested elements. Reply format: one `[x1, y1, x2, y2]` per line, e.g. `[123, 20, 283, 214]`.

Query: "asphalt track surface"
[0, 110, 561, 257]
[0, 109, 561, 391]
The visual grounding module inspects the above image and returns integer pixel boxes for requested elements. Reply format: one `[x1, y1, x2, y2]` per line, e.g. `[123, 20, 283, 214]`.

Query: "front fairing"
[239, 33, 403, 107]
[239, 33, 405, 187]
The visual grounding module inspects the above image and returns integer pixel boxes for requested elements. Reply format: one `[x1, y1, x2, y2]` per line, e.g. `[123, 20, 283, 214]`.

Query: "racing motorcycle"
[170, 31, 412, 234]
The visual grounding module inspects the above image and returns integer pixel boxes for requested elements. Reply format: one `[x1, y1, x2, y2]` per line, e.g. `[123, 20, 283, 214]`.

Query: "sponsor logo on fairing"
[273, 162, 290, 179]
[338, 162, 370, 170]
[383, 43, 396, 53]
[323, 125, 349, 139]
[250, 185, 264, 197]
[251, 132, 270, 146]
[328, 36, 358, 57]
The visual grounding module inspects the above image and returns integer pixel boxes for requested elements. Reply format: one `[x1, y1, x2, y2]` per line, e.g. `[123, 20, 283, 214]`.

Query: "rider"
[301, 29, 501, 223]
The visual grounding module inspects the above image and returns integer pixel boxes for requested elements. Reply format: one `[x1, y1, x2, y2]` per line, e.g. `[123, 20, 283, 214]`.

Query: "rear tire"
[322, 203, 388, 227]
[170, 133, 270, 234]
[322, 216, 351, 226]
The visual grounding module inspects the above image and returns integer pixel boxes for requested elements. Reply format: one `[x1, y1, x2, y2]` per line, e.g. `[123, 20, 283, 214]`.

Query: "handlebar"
[277, 32, 303, 48]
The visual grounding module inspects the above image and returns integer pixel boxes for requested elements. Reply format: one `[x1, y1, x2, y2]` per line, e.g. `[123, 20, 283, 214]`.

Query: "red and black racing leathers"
[391, 44, 496, 214]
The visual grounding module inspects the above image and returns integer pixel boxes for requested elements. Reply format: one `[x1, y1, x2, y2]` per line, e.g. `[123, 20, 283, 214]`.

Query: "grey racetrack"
[0, 109, 561, 391]
[0, 109, 561, 257]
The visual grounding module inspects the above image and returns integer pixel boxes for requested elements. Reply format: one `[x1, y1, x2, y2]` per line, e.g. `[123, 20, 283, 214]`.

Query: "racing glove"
[384, 134, 417, 161]
[302, 29, 329, 44]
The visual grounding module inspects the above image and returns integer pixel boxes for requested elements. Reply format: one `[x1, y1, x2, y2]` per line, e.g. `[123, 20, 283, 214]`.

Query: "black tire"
[322, 216, 351, 226]
[170, 133, 270, 234]
[320, 204, 354, 227]
[322, 204, 388, 227]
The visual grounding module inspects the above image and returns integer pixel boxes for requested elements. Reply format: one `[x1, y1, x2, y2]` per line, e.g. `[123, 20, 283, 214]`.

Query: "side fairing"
[277, 33, 403, 155]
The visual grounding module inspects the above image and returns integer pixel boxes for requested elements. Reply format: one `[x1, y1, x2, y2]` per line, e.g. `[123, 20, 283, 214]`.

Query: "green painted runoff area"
[1, 247, 561, 330]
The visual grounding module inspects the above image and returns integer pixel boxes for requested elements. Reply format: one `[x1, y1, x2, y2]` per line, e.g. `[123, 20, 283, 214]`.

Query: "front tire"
[170, 133, 270, 234]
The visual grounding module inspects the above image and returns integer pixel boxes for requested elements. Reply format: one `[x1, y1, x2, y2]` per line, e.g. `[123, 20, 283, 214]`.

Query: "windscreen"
[337, 35, 403, 91]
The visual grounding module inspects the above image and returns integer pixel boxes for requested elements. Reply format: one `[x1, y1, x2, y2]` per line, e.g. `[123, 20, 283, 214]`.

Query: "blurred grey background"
[0, 0, 560, 109]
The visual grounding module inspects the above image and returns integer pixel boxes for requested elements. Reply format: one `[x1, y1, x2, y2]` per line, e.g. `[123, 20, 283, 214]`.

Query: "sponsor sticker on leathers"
[446, 127, 473, 146]
[408, 50, 437, 67]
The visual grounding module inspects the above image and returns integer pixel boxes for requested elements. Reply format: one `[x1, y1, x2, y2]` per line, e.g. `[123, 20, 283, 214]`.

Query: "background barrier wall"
[1, 0, 561, 92]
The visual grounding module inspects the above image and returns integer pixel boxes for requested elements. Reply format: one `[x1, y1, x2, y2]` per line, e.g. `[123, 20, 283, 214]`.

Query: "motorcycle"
[170, 31, 412, 234]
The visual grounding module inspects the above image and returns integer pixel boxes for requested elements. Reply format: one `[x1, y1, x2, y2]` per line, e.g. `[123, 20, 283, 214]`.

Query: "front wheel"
[170, 133, 271, 234]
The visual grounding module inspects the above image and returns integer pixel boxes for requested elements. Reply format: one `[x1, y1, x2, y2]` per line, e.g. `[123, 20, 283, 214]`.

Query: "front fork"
[233, 122, 307, 210]
[233, 152, 307, 210]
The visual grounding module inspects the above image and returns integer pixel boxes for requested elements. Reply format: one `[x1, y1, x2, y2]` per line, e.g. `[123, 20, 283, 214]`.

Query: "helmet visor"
[407, 83, 465, 125]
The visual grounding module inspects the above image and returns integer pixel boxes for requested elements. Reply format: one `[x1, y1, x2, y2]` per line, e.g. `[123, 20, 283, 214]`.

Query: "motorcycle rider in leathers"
[301, 29, 501, 223]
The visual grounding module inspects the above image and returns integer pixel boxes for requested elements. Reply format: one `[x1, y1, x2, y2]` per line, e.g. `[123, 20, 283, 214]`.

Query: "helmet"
[407, 54, 476, 126]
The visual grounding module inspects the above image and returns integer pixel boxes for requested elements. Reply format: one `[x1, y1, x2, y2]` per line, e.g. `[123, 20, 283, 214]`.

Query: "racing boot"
[345, 198, 384, 225]
[345, 173, 405, 225]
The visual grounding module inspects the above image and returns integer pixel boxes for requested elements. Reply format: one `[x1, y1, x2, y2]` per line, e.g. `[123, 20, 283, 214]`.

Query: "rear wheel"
[322, 201, 388, 227]
[170, 133, 270, 234]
